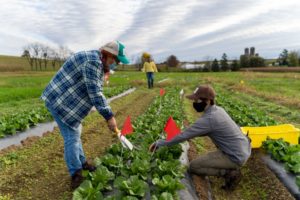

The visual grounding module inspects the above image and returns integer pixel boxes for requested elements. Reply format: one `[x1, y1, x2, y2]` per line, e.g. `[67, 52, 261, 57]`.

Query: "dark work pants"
[146, 72, 154, 88]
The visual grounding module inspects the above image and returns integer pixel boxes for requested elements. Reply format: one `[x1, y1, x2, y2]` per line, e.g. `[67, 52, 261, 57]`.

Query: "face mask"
[193, 101, 207, 112]
[109, 63, 117, 70]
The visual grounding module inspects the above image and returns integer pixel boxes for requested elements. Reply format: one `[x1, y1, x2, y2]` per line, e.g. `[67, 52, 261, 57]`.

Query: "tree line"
[161, 48, 300, 72]
[277, 49, 300, 67]
[22, 43, 73, 71]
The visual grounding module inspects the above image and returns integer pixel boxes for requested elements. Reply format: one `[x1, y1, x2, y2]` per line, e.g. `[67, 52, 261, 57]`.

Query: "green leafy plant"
[114, 175, 148, 198]
[152, 175, 184, 195]
[73, 180, 103, 200]
[153, 160, 185, 179]
[88, 166, 115, 190]
[263, 138, 300, 188]
[151, 192, 174, 200]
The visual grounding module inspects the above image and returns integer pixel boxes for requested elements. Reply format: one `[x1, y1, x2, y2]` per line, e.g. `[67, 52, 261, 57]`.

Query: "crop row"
[263, 138, 300, 188]
[73, 88, 186, 200]
[216, 89, 277, 126]
[0, 86, 132, 138]
[216, 88, 300, 189]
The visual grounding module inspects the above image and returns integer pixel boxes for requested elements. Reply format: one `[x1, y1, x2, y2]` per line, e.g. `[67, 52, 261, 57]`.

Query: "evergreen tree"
[211, 59, 220, 72]
[220, 53, 229, 71]
[231, 60, 240, 71]
[278, 49, 289, 66]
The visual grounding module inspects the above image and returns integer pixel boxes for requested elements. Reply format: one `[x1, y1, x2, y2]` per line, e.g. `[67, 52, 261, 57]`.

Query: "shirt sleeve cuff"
[156, 139, 167, 147]
[103, 111, 114, 121]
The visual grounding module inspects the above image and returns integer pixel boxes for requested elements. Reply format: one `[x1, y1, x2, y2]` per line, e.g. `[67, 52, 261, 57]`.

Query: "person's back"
[41, 50, 109, 129]
[203, 105, 251, 165]
[43, 50, 101, 100]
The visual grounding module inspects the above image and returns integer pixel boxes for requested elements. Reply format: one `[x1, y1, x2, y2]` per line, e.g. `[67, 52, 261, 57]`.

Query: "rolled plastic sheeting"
[177, 142, 199, 200]
[261, 155, 300, 200]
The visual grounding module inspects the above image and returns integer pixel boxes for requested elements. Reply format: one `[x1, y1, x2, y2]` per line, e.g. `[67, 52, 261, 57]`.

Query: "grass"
[0, 55, 61, 71]
[0, 72, 54, 116]
[245, 76, 300, 99]
[1, 71, 300, 121]
[0, 55, 31, 71]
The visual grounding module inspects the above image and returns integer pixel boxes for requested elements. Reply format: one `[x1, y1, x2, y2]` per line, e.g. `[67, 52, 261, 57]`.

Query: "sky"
[0, 0, 300, 63]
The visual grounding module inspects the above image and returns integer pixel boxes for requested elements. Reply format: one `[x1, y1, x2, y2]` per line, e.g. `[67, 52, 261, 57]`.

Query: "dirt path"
[0, 89, 156, 200]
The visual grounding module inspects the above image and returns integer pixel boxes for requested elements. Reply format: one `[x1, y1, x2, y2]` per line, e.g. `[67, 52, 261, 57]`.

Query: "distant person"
[141, 52, 158, 89]
[150, 85, 251, 190]
[41, 41, 129, 189]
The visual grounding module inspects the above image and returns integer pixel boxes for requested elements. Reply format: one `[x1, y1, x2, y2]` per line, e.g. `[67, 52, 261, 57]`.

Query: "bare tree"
[58, 45, 73, 66]
[166, 55, 179, 70]
[22, 43, 73, 71]
[40, 45, 50, 70]
[22, 47, 34, 70]
[49, 48, 60, 70]
[135, 55, 142, 70]
[31, 43, 41, 70]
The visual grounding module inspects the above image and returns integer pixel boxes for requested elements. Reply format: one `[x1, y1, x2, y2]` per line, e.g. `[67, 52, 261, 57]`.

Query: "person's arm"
[156, 117, 211, 147]
[152, 62, 158, 72]
[81, 61, 114, 121]
[142, 62, 146, 72]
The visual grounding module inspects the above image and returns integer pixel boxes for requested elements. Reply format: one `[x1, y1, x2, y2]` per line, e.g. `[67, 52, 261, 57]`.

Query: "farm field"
[0, 70, 299, 199]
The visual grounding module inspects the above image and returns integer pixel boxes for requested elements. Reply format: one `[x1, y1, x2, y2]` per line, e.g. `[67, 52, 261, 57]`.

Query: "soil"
[0, 89, 156, 200]
[188, 136, 295, 200]
[188, 140, 211, 200]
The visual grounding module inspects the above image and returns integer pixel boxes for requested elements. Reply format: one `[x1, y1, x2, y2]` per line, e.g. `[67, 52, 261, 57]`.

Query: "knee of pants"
[189, 160, 201, 173]
[64, 135, 81, 146]
[188, 164, 205, 176]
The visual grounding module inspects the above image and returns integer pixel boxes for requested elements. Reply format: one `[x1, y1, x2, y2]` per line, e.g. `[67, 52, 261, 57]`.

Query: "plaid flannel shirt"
[41, 50, 113, 129]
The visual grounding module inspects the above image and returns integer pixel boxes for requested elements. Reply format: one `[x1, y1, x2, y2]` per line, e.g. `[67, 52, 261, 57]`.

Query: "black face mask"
[193, 101, 207, 112]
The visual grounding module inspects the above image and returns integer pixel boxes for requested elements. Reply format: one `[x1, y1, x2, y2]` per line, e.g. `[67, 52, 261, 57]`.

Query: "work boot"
[71, 169, 84, 190]
[82, 161, 97, 172]
[221, 169, 242, 191]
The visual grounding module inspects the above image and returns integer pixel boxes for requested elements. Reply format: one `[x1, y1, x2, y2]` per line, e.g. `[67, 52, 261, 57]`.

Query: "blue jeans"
[46, 104, 86, 176]
[146, 72, 154, 88]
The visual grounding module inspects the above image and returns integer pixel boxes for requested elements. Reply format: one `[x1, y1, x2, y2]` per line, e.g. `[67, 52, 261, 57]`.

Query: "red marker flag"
[121, 116, 133, 135]
[160, 88, 165, 96]
[164, 117, 181, 141]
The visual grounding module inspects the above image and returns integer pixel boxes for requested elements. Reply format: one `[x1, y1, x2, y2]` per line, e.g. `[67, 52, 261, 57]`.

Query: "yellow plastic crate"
[241, 124, 300, 148]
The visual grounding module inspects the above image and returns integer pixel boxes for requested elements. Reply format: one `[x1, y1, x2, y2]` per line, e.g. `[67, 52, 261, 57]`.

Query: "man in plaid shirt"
[41, 41, 129, 189]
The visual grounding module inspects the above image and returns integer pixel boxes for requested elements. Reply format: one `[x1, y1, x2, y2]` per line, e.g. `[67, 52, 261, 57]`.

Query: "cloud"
[0, 0, 300, 61]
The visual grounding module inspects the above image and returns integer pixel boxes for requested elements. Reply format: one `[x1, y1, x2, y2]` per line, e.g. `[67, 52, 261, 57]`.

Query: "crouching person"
[150, 85, 251, 190]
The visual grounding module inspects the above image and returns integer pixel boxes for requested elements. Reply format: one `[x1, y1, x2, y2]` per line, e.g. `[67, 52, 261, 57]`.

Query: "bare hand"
[107, 117, 117, 132]
[104, 72, 110, 82]
[149, 142, 158, 152]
